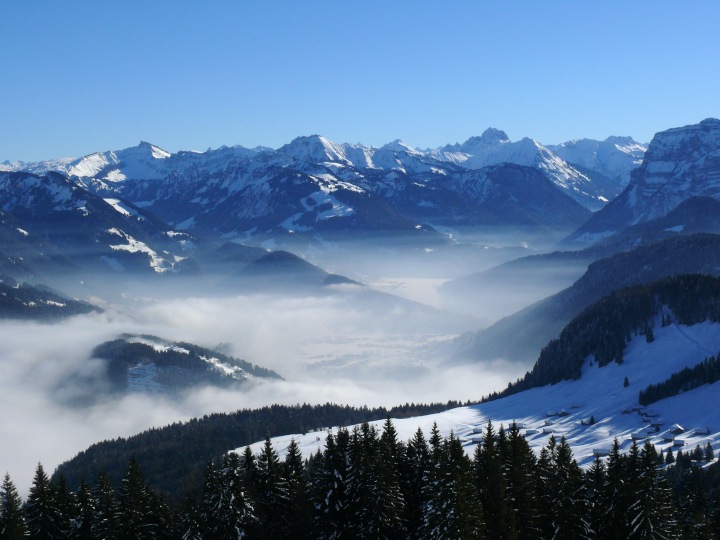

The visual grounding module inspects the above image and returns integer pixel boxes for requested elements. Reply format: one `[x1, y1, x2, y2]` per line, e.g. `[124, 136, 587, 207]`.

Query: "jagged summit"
[567, 118, 720, 244]
[278, 134, 351, 165]
[380, 139, 421, 155]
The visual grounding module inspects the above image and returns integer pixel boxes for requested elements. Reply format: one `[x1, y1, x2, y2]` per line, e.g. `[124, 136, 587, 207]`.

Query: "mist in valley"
[0, 235, 574, 494]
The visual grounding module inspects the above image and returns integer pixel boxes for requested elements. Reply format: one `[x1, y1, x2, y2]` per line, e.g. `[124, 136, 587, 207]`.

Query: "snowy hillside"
[245, 319, 720, 468]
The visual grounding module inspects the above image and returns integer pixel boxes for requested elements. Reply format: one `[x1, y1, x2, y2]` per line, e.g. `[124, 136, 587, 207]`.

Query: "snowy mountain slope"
[441, 196, 720, 319]
[548, 136, 646, 187]
[0, 276, 98, 320]
[456, 233, 720, 364]
[0, 170, 194, 280]
[434, 129, 614, 210]
[568, 118, 720, 244]
[245, 294, 720, 469]
[88, 334, 282, 398]
[5, 128, 640, 246]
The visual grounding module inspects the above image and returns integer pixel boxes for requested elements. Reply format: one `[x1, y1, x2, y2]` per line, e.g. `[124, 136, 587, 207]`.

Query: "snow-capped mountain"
[548, 136, 646, 187]
[3, 128, 645, 247]
[0, 170, 193, 280]
[568, 118, 720, 244]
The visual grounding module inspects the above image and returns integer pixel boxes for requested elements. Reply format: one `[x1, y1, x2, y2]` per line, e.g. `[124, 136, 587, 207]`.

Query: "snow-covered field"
[244, 320, 720, 467]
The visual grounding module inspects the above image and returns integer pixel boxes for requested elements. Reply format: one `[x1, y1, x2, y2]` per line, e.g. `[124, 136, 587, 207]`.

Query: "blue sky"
[2, 1, 719, 161]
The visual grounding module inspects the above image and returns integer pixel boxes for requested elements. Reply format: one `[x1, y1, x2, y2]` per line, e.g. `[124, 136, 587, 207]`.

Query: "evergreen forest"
[3, 420, 720, 539]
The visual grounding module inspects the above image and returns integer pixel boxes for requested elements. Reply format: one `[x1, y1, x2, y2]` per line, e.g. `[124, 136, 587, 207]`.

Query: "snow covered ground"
[243, 320, 720, 467]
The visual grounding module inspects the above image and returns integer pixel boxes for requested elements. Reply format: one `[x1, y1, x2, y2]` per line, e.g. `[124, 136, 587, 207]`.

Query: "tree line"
[487, 274, 720, 403]
[52, 401, 471, 505]
[5, 419, 720, 539]
[639, 351, 720, 406]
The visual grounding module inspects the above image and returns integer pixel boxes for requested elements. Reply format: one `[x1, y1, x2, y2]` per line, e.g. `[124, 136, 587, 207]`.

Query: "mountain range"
[1, 129, 646, 248]
[6, 117, 720, 507]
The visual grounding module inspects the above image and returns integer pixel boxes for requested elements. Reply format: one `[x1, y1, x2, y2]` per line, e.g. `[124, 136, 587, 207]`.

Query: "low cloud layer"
[0, 285, 529, 496]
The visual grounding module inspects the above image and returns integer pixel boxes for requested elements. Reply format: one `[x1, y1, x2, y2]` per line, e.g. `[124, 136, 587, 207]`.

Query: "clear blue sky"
[2, 0, 719, 162]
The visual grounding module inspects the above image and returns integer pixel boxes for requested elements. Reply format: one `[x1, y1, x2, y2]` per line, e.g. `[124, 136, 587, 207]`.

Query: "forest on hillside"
[3, 420, 720, 539]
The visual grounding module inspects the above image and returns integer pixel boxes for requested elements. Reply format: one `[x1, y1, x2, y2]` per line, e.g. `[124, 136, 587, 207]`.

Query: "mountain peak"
[278, 135, 349, 164]
[380, 139, 419, 154]
[700, 117, 720, 127]
[135, 141, 171, 160]
[457, 128, 510, 154]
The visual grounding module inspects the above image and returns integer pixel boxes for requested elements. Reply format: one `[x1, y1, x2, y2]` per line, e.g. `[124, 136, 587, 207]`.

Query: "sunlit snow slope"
[243, 320, 720, 467]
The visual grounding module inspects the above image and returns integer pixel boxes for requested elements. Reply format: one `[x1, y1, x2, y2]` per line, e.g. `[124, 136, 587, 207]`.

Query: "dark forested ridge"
[51, 401, 469, 504]
[639, 352, 720, 406]
[7, 421, 720, 538]
[0, 276, 98, 320]
[92, 334, 282, 393]
[486, 274, 720, 402]
[462, 233, 720, 363]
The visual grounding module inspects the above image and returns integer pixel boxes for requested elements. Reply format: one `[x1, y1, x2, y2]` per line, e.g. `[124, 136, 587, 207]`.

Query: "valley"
[2, 117, 720, 538]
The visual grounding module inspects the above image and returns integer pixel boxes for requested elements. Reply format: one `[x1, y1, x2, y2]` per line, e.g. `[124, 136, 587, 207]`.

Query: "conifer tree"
[541, 437, 587, 539]
[421, 433, 483, 539]
[53, 474, 75, 539]
[678, 467, 713, 539]
[603, 438, 630, 539]
[401, 427, 429, 539]
[419, 423, 447, 539]
[585, 456, 607, 539]
[200, 453, 256, 540]
[503, 422, 539, 540]
[70, 478, 96, 540]
[366, 418, 406, 539]
[312, 428, 353, 539]
[115, 457, 159, 539]
[25, 462, 62, 540]
[628, 439, 680, 539]
[704, 442, 714, 462]
[474, 420, 515, 539]
[92, 473, 118, 540]
[0, 473, 26, 540]
[254, 436, 290, 539]
[177, 495, 202, 540]
[284, 438, 313, 538]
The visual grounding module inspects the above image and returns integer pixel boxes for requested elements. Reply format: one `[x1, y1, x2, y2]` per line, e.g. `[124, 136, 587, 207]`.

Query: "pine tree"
[704, 442, 714, 462]
[254, 436, 290, 539]
[115, 457, 159, 539]
[200, 453, 256, 540]
[367, 417, 406, 539]
[603, 438, 630, 539]
[284, 438, 313, 539]
[0, 473, 26, 540]
[92, 473, 118, 540]
[627, 439, 680, 539]
[25, 462, 62, 540]
[543, 437, 587, 539]
[474, 420, 516, 539]
[70, 479, 96, 540]
[421, 433, 483, 539]
[401, 427, 429, 539]
[177, 495, 202, 540]
[503, 422, 540, 540]
[678, 467, 713, 539]
[53, 474, 75, 539]
[585, 456, 607, 539]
